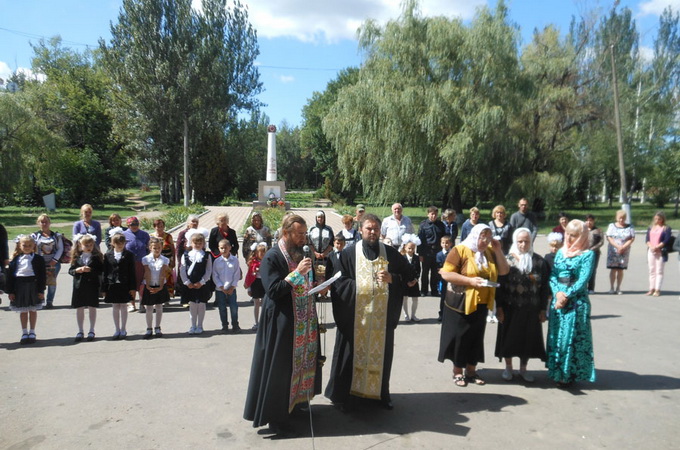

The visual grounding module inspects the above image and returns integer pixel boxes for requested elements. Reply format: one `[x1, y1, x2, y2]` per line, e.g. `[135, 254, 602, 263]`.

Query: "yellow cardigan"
[442, 244, 499, 315]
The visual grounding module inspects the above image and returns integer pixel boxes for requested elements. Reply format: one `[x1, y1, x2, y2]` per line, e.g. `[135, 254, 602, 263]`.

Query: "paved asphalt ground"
[1, 212, 679, 449]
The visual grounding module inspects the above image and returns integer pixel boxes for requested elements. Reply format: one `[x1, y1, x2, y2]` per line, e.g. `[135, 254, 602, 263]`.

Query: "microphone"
[303, 245, 311, 259]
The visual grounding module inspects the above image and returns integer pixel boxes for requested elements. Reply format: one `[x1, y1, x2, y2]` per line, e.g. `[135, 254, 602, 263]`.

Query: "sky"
[1, 0, 678, 127]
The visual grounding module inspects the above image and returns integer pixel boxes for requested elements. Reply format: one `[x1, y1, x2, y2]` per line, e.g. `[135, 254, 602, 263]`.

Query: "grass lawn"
[0, 188, 172, 240]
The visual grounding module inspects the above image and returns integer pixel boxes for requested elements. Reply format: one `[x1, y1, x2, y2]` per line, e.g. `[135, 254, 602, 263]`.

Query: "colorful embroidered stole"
[351, 240, 389, 399]
[279, 239, 318, 412]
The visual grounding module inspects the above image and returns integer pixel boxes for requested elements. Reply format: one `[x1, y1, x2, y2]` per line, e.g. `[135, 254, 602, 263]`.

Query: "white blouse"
[142, 254, 169, 286]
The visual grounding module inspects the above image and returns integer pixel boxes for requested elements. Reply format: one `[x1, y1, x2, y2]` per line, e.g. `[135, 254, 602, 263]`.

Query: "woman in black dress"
[494, 228, 550, 382]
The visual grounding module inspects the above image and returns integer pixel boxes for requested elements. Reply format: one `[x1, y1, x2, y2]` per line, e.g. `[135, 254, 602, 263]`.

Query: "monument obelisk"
[266, 124, 277, 181]
[255, 125, 288, 209]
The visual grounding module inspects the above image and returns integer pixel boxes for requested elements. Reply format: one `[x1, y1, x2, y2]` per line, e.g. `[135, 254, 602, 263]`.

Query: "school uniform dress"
[180, 250, 213, 303]
[69, 253, 103, 308]
[7, 253, 46, 312]
[103, 249, 137, 304]
[403, 254, 421, 297]
[141, 254, 170, 306]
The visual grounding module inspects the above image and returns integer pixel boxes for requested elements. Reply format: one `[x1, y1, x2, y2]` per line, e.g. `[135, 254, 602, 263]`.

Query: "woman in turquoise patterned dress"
[547, 219, 596, 388]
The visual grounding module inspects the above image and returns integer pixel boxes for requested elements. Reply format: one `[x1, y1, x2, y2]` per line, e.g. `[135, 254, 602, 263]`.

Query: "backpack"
[59, 234, 73, 264]
[668, 234, 677, 254]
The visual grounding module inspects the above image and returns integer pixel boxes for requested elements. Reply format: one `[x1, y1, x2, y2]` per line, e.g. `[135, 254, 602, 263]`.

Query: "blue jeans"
[47, 262, 61, 304]
[215, 290, 238, 327]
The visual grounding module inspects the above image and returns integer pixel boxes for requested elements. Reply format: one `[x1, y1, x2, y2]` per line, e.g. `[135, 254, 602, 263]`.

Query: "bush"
[139, 204, 206, 231]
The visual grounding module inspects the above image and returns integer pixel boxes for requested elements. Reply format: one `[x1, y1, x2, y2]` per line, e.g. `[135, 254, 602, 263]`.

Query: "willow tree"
[324, 0, 524, 208]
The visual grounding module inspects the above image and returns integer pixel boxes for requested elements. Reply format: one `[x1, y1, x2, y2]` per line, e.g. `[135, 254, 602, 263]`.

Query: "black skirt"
[494, 303, 547, 361]
[438, 304, 487, 367]
[404, 282, 421, 297]
[10, 276, 44, 311]
[104, 284, 133, 304]
[142, 285, 170, 306]
[181, 283, 212, 303]
[71, 280, 100, 308]
[249, 278, 265, 299]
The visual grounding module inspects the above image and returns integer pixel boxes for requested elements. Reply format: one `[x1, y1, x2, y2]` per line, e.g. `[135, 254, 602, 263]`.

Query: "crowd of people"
[0, 206, 259, 344]
[0, 199, 678, 439]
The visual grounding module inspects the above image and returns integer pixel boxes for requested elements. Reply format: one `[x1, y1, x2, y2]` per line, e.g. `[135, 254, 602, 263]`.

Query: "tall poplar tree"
[100, 0, 261, 204]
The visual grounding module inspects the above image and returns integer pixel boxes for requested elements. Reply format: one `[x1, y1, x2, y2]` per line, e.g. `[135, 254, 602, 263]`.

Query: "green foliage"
[300, 68, 359, 196]
[100, 0, 262, 204]
[139, 204, 206, 231]
[315, 1, 679, 211]
[259, 208, 286, 233]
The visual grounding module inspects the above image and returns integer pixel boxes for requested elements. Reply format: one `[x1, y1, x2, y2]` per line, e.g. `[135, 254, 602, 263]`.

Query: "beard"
[363, 234, 380, 249]
[285, 239, 304, 264]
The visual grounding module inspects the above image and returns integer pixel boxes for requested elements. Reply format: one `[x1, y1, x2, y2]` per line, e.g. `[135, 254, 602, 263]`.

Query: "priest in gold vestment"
[325, 214, 416, 410]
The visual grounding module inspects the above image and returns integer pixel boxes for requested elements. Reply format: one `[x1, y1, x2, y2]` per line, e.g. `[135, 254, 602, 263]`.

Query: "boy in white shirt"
[212, 239, 242, 333]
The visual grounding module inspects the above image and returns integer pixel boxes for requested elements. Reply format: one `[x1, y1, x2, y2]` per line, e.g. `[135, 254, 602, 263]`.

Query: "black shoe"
[269, 422, 298, 439]
[45, 303, 54, 309]
[382, 400, 394, 410]
[232, 324, 241, 334]
[144, 328, 153, 339]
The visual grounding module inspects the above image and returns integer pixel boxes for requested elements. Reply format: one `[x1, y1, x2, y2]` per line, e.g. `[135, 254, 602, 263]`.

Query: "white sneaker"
[607, 289, 615, 294]
[486, 315, 492, 323]
[403, 313, 410, 321]
[188, 326, 196, 335]
[588, 290, 595, 294]
[490, 315, 498, 323]
[519, 371, 535, 383]
[411, 315, 420, 322]
[617, 290, 623, 295]
[195, 326, 204, 334]
[502, 368, 513, 381]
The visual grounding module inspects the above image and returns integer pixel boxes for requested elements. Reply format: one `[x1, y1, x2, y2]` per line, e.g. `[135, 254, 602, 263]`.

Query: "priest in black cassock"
[243, 214, 321, 437]
[325, 214, 416, 410]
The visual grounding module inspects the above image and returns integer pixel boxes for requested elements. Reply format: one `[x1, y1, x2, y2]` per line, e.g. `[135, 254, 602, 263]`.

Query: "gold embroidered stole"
[351, 240, 389, 399]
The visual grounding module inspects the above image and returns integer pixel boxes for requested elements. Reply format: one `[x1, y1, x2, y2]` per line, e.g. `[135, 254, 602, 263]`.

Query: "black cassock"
[325, 241, 415, 405]
[243, 246, 322, 428]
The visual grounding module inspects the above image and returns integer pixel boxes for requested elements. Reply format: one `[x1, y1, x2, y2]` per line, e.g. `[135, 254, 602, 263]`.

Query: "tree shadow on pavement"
[590, 369, 680, 392]
[283, 391, 527, 439]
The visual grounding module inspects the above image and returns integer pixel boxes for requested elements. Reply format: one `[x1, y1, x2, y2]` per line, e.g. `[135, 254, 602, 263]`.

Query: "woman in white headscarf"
[438, 224, 509, 387]
[494, 228, 551, 383]
[547, 219, 596, 388]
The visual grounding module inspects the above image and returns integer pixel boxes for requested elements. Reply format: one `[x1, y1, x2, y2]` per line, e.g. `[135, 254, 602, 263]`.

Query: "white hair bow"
[108, 227, 124, 237]
[73, 233, 97, 242]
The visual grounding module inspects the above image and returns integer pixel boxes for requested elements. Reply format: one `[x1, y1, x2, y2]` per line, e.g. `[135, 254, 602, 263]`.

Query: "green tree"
[100, 0, 262, 204]
[0, 92, 64, 204]
[324, 0, 523, 209]
[300, 68, 359, 198]
[276, 122, 316, 190]
[26, 38, 132, 205]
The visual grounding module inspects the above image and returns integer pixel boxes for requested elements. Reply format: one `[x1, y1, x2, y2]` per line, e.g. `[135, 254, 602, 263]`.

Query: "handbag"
[443, 282, 466, 313]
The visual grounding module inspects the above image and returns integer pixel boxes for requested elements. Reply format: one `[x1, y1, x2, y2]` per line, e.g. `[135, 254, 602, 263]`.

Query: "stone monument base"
[253, 180, 290, 210]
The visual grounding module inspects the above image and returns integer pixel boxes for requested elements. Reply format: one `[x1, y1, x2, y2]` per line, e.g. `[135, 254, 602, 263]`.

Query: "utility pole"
[609, 43, 631, 223]
[183, 116, 190, 207]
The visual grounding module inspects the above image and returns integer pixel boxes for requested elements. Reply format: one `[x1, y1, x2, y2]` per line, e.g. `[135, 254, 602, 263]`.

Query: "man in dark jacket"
[417, 206, 446, 296]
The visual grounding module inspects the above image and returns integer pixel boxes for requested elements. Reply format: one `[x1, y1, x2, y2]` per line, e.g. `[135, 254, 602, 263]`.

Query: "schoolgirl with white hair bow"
[400, 233, 422, 322]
